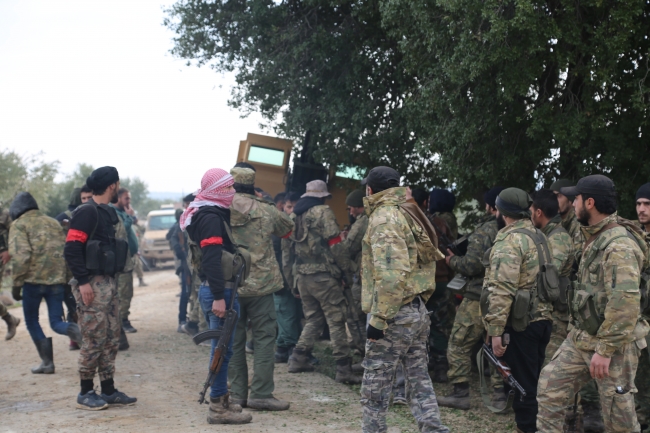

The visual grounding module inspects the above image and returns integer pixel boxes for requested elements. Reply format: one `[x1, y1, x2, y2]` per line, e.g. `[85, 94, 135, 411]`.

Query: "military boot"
[247, 396, 290, 411]
[288, 349, 314, 373]
[490, 387, 508, 411]
[335, 358, 362, 385]
[430, 362, 449, 384]
[351, 362, 364, 374]
[436, 382, 470, 410]
[31, 337, 55, 374]
[274, 345, 292, 364]
[581, 402, 605, 433]
[2, 312, 20, 340]
[564, 406, 584, 433]
[118, 328, 129, 351]
[207, 394, 252, 425]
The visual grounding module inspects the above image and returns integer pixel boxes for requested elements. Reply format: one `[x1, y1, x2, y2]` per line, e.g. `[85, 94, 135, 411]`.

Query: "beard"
[496, 213, 506, 230]
[576, 204, 590, 226]
[348, 214, 357, 225]
[110, 188, 119, 204]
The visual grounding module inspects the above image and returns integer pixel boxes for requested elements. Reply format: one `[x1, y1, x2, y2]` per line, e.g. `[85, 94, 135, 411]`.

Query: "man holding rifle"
[482, 188, 553, 433]
[182, 168, 252, 425]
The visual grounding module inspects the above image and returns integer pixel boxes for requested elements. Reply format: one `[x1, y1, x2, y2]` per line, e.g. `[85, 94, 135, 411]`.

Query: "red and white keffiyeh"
[179, 168, 235, 231]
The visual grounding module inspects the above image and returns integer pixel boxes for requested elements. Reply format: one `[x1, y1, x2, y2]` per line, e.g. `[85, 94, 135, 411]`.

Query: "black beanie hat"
[86, 166, 119, 192]
[9, 192, 39, 220]
[637, 183, 650, 201]
[483, 186, 506, 209]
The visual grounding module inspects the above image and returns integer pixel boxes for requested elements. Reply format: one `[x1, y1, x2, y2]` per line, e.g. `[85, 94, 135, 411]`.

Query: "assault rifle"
[429, 219, 469, 256]
[481, 335, 526, 401]
[193, 262, 245, 404]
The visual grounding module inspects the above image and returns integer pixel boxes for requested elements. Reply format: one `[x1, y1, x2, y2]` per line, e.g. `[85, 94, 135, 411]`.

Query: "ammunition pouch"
[569, 282, 603, 336]
[85, 238, 128, 276]
[509, 289, 532, 332]
[553, 276, 571, 314]
[511, 228, 560, 303]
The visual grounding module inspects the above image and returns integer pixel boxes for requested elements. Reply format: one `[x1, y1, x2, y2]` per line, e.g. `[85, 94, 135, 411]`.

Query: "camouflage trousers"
[427, 282, 456, 364]
[543, 316, 569, 368]
[72, 276, 120, 381]
[537, 331, 642, 433]
[133, 256, 143, 280]
[0, 300, 7, 317]
[446, 298, 501, 388]
[294, 272, 350, 361]
[187, 270, 208, 331]
[636, 344, 650, 427]
[361, 299, 449, 433]
[344, 286, 365, 353]
[117, 271, 133, 322]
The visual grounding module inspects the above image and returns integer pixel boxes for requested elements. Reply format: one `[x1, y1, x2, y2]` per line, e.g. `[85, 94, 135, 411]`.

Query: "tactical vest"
[187, 216, 251, 288]
[480, 227, 559, 332]
[77, 202, 128, 277]
[290, 209, 341, 277]
[569, 218, 650, 334]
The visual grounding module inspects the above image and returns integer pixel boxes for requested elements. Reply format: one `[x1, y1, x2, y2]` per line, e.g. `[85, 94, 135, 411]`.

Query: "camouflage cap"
[302, 180, 331, 198]
[230, 167, 256, 185]
[346, 189, 365, 207]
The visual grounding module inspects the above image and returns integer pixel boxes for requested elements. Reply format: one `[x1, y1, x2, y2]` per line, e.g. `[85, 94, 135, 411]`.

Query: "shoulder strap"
[584, 223, 619, 251]
[221, 218, 239, 247]
[511, 228, 552, 267]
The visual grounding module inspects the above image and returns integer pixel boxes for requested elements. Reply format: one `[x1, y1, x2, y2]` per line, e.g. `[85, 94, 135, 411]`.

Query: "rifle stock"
[482, 343, 527, 400]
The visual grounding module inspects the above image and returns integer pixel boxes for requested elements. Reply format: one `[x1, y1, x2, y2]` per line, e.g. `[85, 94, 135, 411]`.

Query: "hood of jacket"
[10, 192, 39, 221]
[364, 187, 406, 215]
[293, 196, 324, 216]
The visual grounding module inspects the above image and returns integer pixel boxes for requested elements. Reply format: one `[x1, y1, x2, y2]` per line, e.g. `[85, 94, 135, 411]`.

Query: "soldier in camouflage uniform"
[284, 180, 361, 384]
[343, 189, 368, 354]
[538, 175, 649, 433]
[633, 183, 650, 430]
[483, 188, 553, 433]
[429, 188, 458, 239]
[551, 179, 585, 256]
[530, 190, 575, 365]
[227, 167, 293, 411]
[64, 167, 137, 410]
[8, 192, 82, 373]
[0, 206, 20, 340]
[437, 186, 505, 410]
[360, 167, 448, 433]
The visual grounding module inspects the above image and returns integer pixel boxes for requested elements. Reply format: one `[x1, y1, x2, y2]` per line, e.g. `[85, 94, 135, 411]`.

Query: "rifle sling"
[582, 222, 619, 255]
[476, 347, 515, 414]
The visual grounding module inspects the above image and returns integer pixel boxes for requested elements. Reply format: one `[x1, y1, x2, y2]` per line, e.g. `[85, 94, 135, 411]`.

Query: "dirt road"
[0, 270, 517, 433]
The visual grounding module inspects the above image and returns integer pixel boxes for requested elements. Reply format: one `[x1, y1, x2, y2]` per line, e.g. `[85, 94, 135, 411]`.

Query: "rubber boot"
[2, 312, 20, 340]
[118, 328, 129, 351]
[139, 278, 148, 287]
[335, 358, 362, 384]
[437, 382, 470, 410]
[31, 337, 55, 374]
[207, 394, 252, 424]
[287, 348, 314, 373]
[582, 402, 605, 433]
[66, 322, 82, 344]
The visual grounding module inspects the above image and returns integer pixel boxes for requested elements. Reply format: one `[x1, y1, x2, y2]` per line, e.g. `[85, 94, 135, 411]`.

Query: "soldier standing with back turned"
[537, 175, 649, 433]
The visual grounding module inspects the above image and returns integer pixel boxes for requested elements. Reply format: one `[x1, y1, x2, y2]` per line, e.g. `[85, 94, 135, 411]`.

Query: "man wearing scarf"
[483, 188, 553, 433]
[181, 168, 252, 425]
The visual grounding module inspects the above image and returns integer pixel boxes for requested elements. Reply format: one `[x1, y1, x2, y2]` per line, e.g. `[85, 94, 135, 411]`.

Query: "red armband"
[281, 230, 292, 239]
[66, 229, 89, 243]
[328, 235, 342, 247]
[200, 237, 223, 247]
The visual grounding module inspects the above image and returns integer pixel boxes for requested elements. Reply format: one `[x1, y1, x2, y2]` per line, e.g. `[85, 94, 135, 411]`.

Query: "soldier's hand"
[212, 299, 227, 318]
[590, 353, 611, 379]
[492, 336, 506, 357]
[0, 250, 10, 264]
[445, 249, 455, 265]
[79, 283, 94, 306]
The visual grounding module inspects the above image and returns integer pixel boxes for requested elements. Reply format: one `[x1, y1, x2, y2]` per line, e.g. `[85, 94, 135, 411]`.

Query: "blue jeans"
[22, 283, 71, 343]
[199, 284, 239, 399]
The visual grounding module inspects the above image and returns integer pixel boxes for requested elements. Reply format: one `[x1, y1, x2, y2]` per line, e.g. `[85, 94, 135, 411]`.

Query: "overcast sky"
[0, 0, 266, 194]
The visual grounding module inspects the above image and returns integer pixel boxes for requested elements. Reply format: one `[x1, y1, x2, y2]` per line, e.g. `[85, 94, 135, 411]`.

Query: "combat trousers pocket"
[450, 323, 470, 346]
[360, 357, 392, 403]
[510, 290, 531, 332]
[604, 390, 637, 431]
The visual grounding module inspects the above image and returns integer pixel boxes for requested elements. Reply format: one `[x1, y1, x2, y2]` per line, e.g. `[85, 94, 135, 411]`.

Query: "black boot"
[275, 346, 292, 364]
[582, 402, 605, 433]
[437, 382, 470, 410]
[118, 328, 129, 351]
[32, 337, 55, 374]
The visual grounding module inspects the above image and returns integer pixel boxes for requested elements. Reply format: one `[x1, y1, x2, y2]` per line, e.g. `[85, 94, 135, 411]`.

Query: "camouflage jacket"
[449, 215, 498, 298]
[114, 215, 134, 273]
[435, 211, 458, 240]
[8, 209, 67, 287]
[562, 208, 585, 258]
[483, 218, 553, 336]
[344, 213, 368, 274]
[231, 193, 294, 297]
[0, 209, 10, 253]
[283, 203, 354, 286]
[542, 215, 575, 322]
[362, 187, 438, 330]
[571, 213, 648, 357]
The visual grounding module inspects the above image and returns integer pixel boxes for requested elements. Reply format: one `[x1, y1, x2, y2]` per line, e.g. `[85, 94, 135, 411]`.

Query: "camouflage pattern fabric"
[8, 209, 67, 287]
[483, 218, 552, 336]
[133, 255, 144, 280]
[72, 275, 120, 381]
[361, 187, 439, 331]
[344, 214, 369, 352]
[541, 216, 575, 364]
[360, 301, 449, 433]
[0, 301, 7, 318]
[537, 336, 642, 432]
[448, 216, 499, 300]
[435, 211, 458, 240]
[426, 282, 456, 362]
[230, 193, 293, 297]
[117, 271, 133, 321]
[293, 272, 351, 360]
[0, 208, 10, 253]
[561, 208, 585, 258]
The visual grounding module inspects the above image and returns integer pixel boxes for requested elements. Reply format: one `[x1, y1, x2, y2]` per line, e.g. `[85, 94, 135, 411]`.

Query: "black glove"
[12, 286, 22, 301]
[367, 324, 384, 341]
